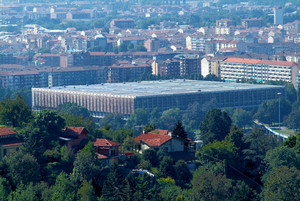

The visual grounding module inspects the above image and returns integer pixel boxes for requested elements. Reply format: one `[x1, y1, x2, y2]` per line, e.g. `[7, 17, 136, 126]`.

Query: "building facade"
[32, 80, 285, 117]
[220, 58, 299, 85]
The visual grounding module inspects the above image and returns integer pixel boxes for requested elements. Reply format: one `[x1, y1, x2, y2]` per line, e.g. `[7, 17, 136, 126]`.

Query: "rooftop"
[34, 79, 284, 98]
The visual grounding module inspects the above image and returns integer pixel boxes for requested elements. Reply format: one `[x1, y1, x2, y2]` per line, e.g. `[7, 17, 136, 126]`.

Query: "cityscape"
[0, 0, 300, 200]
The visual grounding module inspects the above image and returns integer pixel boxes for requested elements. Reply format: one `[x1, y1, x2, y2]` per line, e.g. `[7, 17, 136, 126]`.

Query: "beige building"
[201, 56, 225, 78]
[220, 58, 299, 84]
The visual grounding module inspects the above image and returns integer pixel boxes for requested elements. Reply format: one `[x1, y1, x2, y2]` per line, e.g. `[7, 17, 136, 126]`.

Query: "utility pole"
[277, 92, 282, 130]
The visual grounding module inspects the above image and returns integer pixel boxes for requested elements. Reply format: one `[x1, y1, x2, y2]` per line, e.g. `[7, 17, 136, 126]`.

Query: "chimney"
[168, 131, 174, 137]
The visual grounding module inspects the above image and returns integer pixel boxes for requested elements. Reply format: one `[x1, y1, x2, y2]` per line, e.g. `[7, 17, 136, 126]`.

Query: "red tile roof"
[135, 130, 172, 147]
[224, 57, 297, 66]
[94, 139, 120, 147]
[63, 127, 86, 137]
[0, 127, 16, 136]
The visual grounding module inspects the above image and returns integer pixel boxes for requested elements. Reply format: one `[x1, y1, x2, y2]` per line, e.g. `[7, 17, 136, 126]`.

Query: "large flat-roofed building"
[32, 80, 285, 117]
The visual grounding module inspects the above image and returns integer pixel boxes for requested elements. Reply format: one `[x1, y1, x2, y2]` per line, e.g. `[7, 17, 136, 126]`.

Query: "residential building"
[220, 57, 299, 85]
[0, 127, 24, 159]
[135, 129, 187, 153]
[108, 63, 152, 82]
[152, 59, 180, 77]
[174, 54, 201, 76]
[94, 139, 120, 165]
[110, 18, 135, 29]
[201, 56, 225, 78]
[60, 127, 89, 154]
[242, 18, 263, 29]
[274, 8, 283, 25]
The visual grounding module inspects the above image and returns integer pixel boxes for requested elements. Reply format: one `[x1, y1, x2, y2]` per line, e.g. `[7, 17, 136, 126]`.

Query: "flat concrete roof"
[35, 79, 284, 97]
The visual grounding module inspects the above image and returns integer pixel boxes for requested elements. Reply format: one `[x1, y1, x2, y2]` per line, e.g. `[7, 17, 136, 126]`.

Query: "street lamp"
[277, 92, 282, 130]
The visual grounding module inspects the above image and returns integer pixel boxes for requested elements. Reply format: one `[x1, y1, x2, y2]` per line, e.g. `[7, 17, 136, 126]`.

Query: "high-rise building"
[274, 8, 283, 25]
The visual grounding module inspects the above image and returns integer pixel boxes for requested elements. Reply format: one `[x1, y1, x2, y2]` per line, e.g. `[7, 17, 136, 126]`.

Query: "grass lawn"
[273, 129, 296, 136]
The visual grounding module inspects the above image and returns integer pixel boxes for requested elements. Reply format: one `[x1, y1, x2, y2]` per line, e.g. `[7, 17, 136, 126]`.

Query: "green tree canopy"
[77, 180, 97, 201]
[101, 162, 130, 201]
[73, 143, 100, 183]
[4, 150, 41, 187]
[126, 108, 149, 129]
[0, 94, 32, 127]
[264, 166, 300, 201]
[174, 160, 192, 187]
[57, 102, 90, 118]
[192, 167, 232, 201]
[284, 107, 300, 129]
[51, 172, 76, 201]
[8, 183, 38, 201]
[159, 108, 182, 130]
[142, 149, 159, 167]
[158, 156, 175, 179]
[99, 113, 126, 130]
[254, 98, 291, 124]
[231, 108, 252, 129]
[172, 121, 187, 139]
[200, 108, 232, 145]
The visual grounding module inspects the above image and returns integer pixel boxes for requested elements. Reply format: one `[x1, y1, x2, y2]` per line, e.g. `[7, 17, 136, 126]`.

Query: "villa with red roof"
[0, 127, 24, 159]
[60, 127, 89, 154]
[135, 129, 187, 153]
[94, 139, 121, 165]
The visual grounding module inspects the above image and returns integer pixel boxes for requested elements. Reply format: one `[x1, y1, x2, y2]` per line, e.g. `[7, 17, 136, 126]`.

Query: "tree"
[126, 108, 149, 129]
[73, 143, 100, 182]
[160, 185, 183, 201]
[243, 128, 279, 180]
[8, 183, 38, 201]
[264, 146, 300, 176]
[196, 140, 237, 168]
[232, 180, 258, 201]
[159, 108, 181, 130]
[284, 107, 300, 129]
[4, 150, 41, 187]
[0, 177, 11, 201]
[226, 125, 245, 149]
[254, 99, 291, 124]
[77, 180, 97, 201]
[128, 173, 160, 201]
[121, 135, 136, 152]
[174, 160, 192, 187]
[32, 110, 65, 140]
[57, 102, 90, 118]
[182, 101, 202, 130]
[231, 108, 252, 129]
[192, 168, 232, 201]
[264, 166, 300, 201]
[99, 113, 126, 130]
[204, 74, 222, 81]
[101, 162, 130, 201]
[149, 107, 160, 127]
[0, 94, 32, 127]
[142, 149, 159, 167]
[158, 156, 175, 179]
[172, 121, 187, 139]
[199, 108, 231, 145]
[51, 172, 76, 201]
[286, 83, 297, 104]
